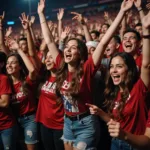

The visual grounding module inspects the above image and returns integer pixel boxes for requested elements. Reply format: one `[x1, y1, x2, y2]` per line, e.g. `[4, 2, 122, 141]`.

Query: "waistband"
[65, 111, 91, 121]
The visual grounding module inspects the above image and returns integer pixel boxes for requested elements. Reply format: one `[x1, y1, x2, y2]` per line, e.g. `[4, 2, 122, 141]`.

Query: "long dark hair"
[56, 38, 88, 104]
[104, 52, 139, 118]
[7, 53, 29, 95]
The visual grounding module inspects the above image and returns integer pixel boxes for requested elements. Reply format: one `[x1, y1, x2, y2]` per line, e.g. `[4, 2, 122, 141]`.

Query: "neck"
[11, 73, 21, 84]
[68, 64, 76, 72]
[50, 70, 56, 77]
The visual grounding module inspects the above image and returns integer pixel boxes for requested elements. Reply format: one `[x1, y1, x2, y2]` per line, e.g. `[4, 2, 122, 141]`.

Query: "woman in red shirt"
[6, 39, 38, 150]
[36, 51, 64, 150]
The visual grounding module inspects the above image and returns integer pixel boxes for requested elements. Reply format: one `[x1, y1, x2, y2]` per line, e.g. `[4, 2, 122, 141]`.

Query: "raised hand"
[47, 21, 54, 31]
[29, 16, 35, 27]
[7, 37, 19, 50]
[142, 11, 150, 28]
[0, 11, 5, 24]
[37, 0, 45, 14]
[104, 11, 109, 20]
[19, 13, 29, 30]
[57, 8, 64, 20]
[121, 0, 134, 12]
[71, 12, 85, 25]
[60, 26, 71, 40]
[134, 0, 141, 8]
[147, 0, 150, 9]
[5, 27, 13, 37]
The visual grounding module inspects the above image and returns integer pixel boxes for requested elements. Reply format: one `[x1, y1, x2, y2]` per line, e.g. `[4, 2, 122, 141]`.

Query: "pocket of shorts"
[79, 115, 94, 125]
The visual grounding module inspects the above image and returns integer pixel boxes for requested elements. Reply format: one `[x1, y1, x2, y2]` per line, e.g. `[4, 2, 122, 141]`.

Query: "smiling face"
[6, 56, 21, 75]
[110, 56, 128, 88]
[64, 40, 80, 65]
[105, 38, 119, 58]
[122, 32, 139, 55]
[45, 51, 55, 70]
[19, 39, 28, 53]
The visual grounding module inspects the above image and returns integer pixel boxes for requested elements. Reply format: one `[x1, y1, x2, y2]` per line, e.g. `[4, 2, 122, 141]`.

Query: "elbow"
[1, 101, 9, 108]
[142, 61, 150, 69]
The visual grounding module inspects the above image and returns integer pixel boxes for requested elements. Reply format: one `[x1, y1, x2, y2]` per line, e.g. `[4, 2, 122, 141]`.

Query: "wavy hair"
[56, 38, 88, 104]
[7, 53, 29, 95]
[104, 52, 139, 118]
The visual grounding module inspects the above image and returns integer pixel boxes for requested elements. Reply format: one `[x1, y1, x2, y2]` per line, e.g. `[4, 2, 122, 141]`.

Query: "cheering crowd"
[0, 0, 150, 150]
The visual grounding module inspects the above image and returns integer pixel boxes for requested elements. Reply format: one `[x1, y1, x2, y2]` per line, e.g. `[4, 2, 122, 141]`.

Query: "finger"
[86, 103, 94, 107]
[71, 12, 79, 15]
[2, 11, 5, 19]
[72, 16, 78, 20]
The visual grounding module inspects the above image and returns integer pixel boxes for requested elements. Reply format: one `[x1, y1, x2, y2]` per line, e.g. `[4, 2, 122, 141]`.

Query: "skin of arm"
[57, 8, 64, 39]
[20, 13, 42, 71]
[38, 0, 59, 62]
[140, 11, 150, 88]
[0, 12, 10, 55]
[0, 95, 10, 108]
[108, 119, 150, 150]
[71, 12, 92, 42]
[92, 0, 134, 67]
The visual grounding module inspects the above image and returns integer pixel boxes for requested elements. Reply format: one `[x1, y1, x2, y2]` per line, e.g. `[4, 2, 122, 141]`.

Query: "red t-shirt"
[56, 53, 98, 116]
[0, 74, 16, 130]
[36, 76, 64, 129]
[113, 78, 148, 135]
[135, 54, 142, 71]
[11, 76, 37, 116]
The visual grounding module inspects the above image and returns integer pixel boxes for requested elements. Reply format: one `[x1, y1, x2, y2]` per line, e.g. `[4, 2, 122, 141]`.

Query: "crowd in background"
[0, 0, 150, 150]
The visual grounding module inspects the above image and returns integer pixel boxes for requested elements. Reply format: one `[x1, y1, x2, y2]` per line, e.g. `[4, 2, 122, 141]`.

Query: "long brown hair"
[56, 38, 88, 104]
[104, 52, 139, 118]
[7, 53, 29, 95]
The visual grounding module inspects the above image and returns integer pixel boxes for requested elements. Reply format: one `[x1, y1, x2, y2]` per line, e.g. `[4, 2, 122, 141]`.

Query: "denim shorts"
[18, 113, 38, 144]
[0, 125, 18, 150]
[63, 114, 97, 150]
[111, 138, 137, 150]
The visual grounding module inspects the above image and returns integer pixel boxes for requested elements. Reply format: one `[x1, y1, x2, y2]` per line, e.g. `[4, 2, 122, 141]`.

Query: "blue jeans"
[18, 113, 38, 144]
[111, 138, 137, 150]
[0, 125, 18, 150]
[40, 123, 64, 150]
[63, 114, 97, 150]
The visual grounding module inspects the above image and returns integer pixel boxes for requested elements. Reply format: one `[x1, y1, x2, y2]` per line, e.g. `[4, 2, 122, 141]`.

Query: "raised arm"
[0, 12, 9, 55]
[71, 12, 92, 42]
[38, 0, 59, 62]
[29, 16, 37, 45]
[57, 8, 64, 39]
[140, 10, 150, 88]
[8, 38, 36, 80]
[19, 13, 42, 71]
[92, 0, 134, 67]
[134, 0, 145, 21]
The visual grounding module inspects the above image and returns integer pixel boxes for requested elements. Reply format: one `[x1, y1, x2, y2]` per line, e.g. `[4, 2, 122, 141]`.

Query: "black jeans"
[40, 123, 64, 150]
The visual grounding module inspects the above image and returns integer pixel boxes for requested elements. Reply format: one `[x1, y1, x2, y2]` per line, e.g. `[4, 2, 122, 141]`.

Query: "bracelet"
[142, 35, 150, 39]
[138, 8, 143, 12]
[41, 21, 46, 24]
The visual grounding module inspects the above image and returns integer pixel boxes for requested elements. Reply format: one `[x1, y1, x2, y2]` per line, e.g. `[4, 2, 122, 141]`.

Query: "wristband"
[142, 35, 150, 39]
[41, 21, 46, 24]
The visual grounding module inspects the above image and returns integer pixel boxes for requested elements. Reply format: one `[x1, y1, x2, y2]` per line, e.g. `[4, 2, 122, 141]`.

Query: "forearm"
[0, 27, 9, 55]
[82, 24, 92, 42]
[121, 131, 150, 150]
[39, 13, 54, 44]
[98, 109, 111, 123]
[58, 20, 62, 38]
[137, 7, 145, 21]
[25, 29, 36, 57]
[29, 26, 36, 45]
[17, 49, 35, 73]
